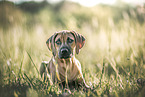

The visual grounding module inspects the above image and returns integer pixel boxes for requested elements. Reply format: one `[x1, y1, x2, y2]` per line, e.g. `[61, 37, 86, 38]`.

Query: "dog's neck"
[53, 56, 75, 68]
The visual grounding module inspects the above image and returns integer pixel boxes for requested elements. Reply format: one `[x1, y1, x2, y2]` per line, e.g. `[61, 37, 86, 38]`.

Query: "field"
[0, 1, 145, 97]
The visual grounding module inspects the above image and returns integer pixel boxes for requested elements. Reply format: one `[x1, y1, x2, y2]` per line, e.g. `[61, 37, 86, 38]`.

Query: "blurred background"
[0, 0, 145, 96]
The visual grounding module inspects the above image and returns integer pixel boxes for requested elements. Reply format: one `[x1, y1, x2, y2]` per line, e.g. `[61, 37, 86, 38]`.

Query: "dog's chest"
[58, 61, 79, 81]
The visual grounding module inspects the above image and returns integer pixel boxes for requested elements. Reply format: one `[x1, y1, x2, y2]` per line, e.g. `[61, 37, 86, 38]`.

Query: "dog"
[40, 30, 90, 89]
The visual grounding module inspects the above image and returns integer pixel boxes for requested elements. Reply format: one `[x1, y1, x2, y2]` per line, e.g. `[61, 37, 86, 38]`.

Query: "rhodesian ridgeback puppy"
[40, 30, 90, 89]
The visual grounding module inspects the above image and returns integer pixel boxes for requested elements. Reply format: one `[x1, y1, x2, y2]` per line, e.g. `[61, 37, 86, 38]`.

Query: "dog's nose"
[61, 48, 68, 54]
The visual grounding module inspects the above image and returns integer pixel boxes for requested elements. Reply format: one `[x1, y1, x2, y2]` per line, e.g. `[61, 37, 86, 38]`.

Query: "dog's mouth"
[59, 47, 72, 59]
[59, 54, 72, 59]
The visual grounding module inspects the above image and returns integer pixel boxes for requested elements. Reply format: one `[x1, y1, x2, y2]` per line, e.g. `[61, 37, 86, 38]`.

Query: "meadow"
[0, 1, 145, 97]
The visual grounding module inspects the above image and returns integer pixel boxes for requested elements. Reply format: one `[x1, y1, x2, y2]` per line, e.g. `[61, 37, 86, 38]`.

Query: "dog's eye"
[56, 39, 61, 45]
[67, 37, 74, 43]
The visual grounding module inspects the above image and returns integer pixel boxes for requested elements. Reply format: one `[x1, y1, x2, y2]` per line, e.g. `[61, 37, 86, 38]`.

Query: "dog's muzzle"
[59, 47, 71, 59]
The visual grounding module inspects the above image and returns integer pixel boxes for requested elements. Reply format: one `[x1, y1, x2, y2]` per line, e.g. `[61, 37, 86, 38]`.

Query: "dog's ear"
[76, 33, 85, 54]
[46, 33, 57, 56]
[71, 31, 85, 54]
[46, 36, 53, 51]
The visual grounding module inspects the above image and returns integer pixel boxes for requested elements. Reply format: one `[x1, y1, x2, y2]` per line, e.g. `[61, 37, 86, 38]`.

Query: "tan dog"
[40, 30, 89, 89]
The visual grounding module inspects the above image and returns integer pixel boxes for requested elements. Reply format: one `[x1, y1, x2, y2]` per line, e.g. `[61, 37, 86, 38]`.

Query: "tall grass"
[0, 1, 145, 97]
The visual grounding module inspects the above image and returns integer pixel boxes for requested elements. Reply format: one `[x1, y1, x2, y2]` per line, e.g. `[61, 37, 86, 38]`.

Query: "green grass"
[0, 1, 145, 97]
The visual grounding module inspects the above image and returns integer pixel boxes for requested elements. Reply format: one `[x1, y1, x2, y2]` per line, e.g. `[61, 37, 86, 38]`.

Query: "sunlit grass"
[0, 1, 145, 97]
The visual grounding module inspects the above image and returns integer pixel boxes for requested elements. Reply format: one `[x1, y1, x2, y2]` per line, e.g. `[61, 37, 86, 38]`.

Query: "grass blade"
[24, 73, 35, 89]
[18, 54, 24, 77]
[26, 51, 40, 78]
[99, 58, 105, 87]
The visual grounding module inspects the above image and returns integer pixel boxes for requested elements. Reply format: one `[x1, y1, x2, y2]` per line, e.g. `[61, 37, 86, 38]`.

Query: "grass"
[0, 1, 145, 97]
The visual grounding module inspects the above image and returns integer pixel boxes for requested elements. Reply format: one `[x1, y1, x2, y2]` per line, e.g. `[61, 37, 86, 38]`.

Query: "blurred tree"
[18, 0, 50, 14]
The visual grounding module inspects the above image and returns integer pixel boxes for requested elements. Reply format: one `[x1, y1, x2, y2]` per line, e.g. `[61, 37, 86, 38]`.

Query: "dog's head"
[46, 30, 85, 59]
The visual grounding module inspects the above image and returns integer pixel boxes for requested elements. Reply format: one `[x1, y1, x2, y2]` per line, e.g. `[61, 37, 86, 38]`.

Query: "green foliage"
[0, 1, 145, 97]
